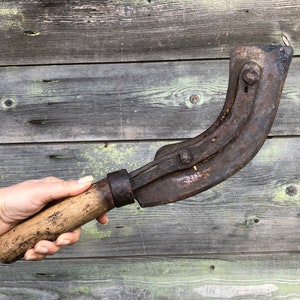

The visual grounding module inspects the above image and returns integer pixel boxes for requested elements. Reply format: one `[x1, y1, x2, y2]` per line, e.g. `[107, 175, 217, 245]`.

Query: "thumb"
[0, 176, 94, 232]
[35, 176, 94, 204]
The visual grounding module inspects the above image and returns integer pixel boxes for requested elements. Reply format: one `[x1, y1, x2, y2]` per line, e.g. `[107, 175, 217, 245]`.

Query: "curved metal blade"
[130, 45, 293, 207]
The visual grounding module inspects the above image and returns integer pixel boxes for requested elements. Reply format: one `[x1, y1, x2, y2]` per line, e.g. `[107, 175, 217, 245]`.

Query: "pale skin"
[0, 176, 108, 261]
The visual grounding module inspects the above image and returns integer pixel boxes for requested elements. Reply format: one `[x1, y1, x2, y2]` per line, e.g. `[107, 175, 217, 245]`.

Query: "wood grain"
[0, 0, 298, 65]
[0, 255, 300, 299]
[0, 138, 298, 258]
[0, 0, 299, 295]
[0, 57, 298, 143]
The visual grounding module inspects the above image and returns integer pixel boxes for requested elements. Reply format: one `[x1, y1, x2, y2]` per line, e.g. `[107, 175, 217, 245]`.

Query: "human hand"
[0, 176, 108, 261]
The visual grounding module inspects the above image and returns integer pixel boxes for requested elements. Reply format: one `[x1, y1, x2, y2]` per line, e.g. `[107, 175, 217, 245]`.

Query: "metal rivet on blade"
[179, 149, 193, 164]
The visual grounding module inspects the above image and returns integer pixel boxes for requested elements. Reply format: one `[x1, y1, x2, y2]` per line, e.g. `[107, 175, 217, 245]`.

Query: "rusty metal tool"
[0, 45, 293, 263]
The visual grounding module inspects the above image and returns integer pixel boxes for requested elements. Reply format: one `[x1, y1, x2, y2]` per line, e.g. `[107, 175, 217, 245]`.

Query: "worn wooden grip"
[0, 178, 115, 264]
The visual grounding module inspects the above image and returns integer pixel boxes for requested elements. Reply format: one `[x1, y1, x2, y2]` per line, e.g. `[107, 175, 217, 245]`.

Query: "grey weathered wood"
[0, 57, 298, 143]
[1, 255, 300, 299]
[0, 0, 299, 294]
[0, 138, 298, 258]
[0, 0, 298, 65]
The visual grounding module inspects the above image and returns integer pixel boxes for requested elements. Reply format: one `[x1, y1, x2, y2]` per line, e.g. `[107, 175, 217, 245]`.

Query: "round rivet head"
[179, 149, 193, 164]
[242, 67, 259, 86]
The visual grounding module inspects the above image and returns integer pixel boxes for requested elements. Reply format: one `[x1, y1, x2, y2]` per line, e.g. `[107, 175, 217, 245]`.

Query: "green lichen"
[0, 174, 8, 181]
[273, 182, 300, 205]
[25, 79, 58, 103]
[255, 140, 283, 163]
[238, 216, 260, 228]
[82, 222, 112, 240]
[78, 143, 150, 178]
[26, 80, 44, 97]
[158, 76, 208, 109]
[0, 8, 19, 15]
[0, 5, 24, 30]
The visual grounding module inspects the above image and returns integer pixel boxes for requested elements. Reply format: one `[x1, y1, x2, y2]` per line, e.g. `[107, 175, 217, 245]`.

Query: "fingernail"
[56, 238, 71, 246]
[103, 216, 109, 225]
[35, 246, 48, 254]
[25, 253, 38, 261]
[78, 175, 94, 185]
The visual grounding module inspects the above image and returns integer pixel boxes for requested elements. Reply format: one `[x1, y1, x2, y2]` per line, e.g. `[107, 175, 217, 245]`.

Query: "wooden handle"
[0, 178, 115, 264]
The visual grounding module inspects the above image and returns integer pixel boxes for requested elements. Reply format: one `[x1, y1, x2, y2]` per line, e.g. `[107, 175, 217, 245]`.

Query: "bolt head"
[179, 149, 193, 164]
[242, 68, 259, 86]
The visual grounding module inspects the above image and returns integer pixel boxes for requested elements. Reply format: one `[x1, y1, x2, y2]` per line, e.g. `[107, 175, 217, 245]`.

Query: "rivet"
[242, 68, 259, 86]
[179, 149, 193, 164]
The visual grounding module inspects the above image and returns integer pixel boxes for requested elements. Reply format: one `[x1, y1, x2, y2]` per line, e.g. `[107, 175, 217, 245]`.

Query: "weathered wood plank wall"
[0, 0, 299, 299]
[0, 0, 298, 64]
[0, 60, 299, 143]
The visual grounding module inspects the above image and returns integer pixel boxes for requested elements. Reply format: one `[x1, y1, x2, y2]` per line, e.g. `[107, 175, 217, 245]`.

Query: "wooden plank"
[0, 0, 298, 65]
[1, 255, 300, 298]
[0, 58, 298, 143]
[0, 138, 298, 257]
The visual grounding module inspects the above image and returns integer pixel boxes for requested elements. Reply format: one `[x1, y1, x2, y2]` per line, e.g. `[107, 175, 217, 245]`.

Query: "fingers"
[56, 227, 82, 246]
[24, 241, 61, 261]
[24, 227, 81, 261]
[97, 213, 109, 225]
[23, 211, 109, 262]
[0, 175, 95, 221]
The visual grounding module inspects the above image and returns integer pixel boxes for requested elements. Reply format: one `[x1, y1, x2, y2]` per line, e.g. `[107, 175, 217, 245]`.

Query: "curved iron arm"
[131, 45, 293, 206]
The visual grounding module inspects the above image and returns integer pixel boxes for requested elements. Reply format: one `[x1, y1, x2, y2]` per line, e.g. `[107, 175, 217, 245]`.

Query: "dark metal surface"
[107, 169, 135, 208]
[128, 45, 293, 207]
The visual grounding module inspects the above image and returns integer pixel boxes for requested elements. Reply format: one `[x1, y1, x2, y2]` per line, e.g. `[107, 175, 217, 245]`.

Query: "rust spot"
[268, 73, 274, 81]
[181, 167, 212, 186]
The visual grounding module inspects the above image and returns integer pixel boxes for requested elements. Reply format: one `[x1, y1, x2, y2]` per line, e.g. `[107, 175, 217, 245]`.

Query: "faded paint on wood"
[0, 0, 298, 65]
[1, 255, 300, 299]
[0, 58, 298, 143]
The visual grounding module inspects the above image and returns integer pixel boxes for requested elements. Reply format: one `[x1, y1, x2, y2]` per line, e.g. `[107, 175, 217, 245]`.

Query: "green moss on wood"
[0, 4, 24, 30]
[273, 182, 300, 205]
[2, 256, 300, 298]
